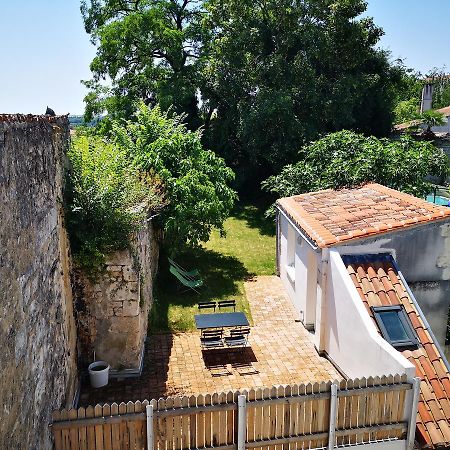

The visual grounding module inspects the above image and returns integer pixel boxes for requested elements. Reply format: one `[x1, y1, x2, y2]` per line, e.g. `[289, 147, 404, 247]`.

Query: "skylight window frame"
[371, 305, 419, 349]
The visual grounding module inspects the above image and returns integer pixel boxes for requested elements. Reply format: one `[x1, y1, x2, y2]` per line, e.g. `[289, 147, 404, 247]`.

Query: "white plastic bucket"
[88, 361, 110, 388]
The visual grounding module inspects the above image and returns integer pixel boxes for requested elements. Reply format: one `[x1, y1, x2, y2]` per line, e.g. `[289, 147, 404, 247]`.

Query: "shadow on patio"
[79, 276, 342, 406]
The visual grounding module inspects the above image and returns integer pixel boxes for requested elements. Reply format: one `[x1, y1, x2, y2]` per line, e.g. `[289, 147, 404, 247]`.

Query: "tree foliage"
[262, 130, 449, 212]
[427, 68, 450, 110]
[112, 103, 237, 248]
[81, 0, 206, 127]
[65, 132, 164, 274]
[82, 0, 407, 189]
[392, 67, 450, 124]
[420, 110, 447, 133]
[202, 0, 403, 184]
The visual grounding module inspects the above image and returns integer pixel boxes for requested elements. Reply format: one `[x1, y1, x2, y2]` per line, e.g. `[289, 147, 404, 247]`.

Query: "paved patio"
[79, 276, 341, 406]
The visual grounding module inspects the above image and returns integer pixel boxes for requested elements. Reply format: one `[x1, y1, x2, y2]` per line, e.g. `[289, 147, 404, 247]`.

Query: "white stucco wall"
[335, 221, 450, 350]
[277, 209, 444, 379]
[278, 212, 318, 327]
[322, 250, 416, 379]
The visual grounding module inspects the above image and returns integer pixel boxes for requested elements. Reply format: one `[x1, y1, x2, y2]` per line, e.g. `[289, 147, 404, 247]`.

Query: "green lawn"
[150, 203, 276, 332]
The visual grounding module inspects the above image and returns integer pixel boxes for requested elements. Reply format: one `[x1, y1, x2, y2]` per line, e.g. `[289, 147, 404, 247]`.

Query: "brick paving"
[79, 276, 341, 406]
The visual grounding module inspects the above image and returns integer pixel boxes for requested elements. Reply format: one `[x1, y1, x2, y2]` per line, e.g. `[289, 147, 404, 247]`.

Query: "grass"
[150, 203, 276, 332]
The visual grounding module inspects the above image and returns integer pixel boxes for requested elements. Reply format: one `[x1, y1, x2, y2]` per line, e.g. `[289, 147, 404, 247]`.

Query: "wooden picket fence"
[51, 374, 420, 450]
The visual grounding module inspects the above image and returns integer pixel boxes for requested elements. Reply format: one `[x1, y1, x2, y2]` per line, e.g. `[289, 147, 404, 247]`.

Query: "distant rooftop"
[277, 183, 450, 248]
[394, 104, 450, 131]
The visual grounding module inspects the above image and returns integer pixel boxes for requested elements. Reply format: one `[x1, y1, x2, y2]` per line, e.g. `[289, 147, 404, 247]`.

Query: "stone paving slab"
[79, 276, 342, 406]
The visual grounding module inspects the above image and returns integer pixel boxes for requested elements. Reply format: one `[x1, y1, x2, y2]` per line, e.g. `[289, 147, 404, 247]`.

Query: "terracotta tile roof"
[277, 183, 450, 248]
[394, 120, 422, 131]
[436, 105, 450, 117]
[343, 254, 450, 449]
[394, 105, 450, 130]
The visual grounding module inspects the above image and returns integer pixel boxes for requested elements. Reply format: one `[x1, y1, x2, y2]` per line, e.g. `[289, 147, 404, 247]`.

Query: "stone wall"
[75, 222, 159, 371]
[0, 115, 78, 449]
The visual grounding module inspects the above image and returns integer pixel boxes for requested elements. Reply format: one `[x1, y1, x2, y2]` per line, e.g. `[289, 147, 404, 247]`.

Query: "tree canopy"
[82, 0, 407, 189]
[81, 0, 206, 128]
[262, 130, 449, 212]
[112, 103, 237, 248]
[66, 104, 236, 272]
[65, 132, 164, 274]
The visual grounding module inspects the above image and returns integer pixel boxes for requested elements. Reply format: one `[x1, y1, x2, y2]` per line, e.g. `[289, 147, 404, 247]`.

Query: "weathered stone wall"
[0, 115, 78, 449]
[76, 221, 159, 371]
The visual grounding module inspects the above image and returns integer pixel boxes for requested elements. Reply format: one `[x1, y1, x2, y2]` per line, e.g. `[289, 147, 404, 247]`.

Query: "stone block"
[112, 305, 124, 317]
[105, 250, 133, 266]
[123, 267, 138, 282]
[108, 316, 140, 334]
[122, 300, 140, 317]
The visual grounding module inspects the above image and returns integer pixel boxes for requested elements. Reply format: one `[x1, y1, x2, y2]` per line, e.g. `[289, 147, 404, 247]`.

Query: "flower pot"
[88, 361, 110, 388]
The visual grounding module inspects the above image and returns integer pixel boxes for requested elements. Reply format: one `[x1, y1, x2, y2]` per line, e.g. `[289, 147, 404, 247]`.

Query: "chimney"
[420, 83, 433, 112]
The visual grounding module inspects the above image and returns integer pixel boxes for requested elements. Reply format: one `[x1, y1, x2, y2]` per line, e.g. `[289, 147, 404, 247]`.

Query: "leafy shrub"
[65, 133, 164, 275]
[262, 130, 449, 214]
[112, 103, 237, 249]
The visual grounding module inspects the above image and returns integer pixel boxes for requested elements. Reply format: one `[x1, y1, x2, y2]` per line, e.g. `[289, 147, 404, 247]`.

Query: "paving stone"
[79, 276, 342, 405]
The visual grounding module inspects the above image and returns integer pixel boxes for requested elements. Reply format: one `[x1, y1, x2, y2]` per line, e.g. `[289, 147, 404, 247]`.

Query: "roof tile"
[343, 254, 450, 449]
[277, 184, 450, 248]
[442, 378, 450, 396]
[416, 422, 432, 446]
[430, 379, 446, 401]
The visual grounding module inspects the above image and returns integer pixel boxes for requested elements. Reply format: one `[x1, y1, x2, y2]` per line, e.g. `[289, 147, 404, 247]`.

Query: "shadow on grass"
[232, 202, 276, 237]
[150, 246, 251, 332]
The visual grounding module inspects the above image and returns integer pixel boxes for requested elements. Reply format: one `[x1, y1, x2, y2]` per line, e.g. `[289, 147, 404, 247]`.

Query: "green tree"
[81, 0, 206, 127]
[393, 98, 421, 124]
[112, 103, 237, 248]
[202, 0, 405, 188]
[65, 132, 164, 274]
[426, 68, 450, 110]
[262, 130, 449, 210]
[82, 0, 409, 191]
[420, 109, 447, 133]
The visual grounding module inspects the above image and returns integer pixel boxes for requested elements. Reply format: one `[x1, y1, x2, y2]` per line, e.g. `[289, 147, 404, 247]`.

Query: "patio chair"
[168, 257, 201, 280]
[198, 301, 216, 312]
[224, 327, 250, 348]
[169, 265, 203, 294]
[217, 299, 236, 311]
[200, 329, 224, 349]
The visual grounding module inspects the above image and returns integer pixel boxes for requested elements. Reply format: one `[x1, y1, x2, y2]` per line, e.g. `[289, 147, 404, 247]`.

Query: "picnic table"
[194, 312, 249, 330]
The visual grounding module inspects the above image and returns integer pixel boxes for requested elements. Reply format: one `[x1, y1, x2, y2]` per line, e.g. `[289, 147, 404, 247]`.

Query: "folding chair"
[169, 265, 203, 293]
[217, 299, 236, 311]
[198, 301, 216, 313]
[168, 257, 201, 280]
[224, 327, 250, 348]
[200, 329, 224, 349]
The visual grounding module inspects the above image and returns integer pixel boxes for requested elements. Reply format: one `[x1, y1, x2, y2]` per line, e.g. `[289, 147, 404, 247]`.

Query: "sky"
[0, 1, 449, 115]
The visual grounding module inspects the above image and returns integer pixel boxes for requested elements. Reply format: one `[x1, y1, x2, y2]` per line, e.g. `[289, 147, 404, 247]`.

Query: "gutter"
[317, 248, 329, 354]
[276, 205, 320, 252]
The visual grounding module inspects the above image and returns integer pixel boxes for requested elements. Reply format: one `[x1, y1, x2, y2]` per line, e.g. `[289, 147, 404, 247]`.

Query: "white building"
[276, 183, 450, 448]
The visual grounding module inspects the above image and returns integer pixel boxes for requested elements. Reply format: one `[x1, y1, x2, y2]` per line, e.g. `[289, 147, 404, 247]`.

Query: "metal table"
[194, 312, 249, 330]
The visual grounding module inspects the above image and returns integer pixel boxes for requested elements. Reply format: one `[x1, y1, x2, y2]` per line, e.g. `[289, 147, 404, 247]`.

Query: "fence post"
[328, 383, 338, 450]
[406, 377, 421, 450]
[237, 395, 247, 450]
[146, 404, 154, 450]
